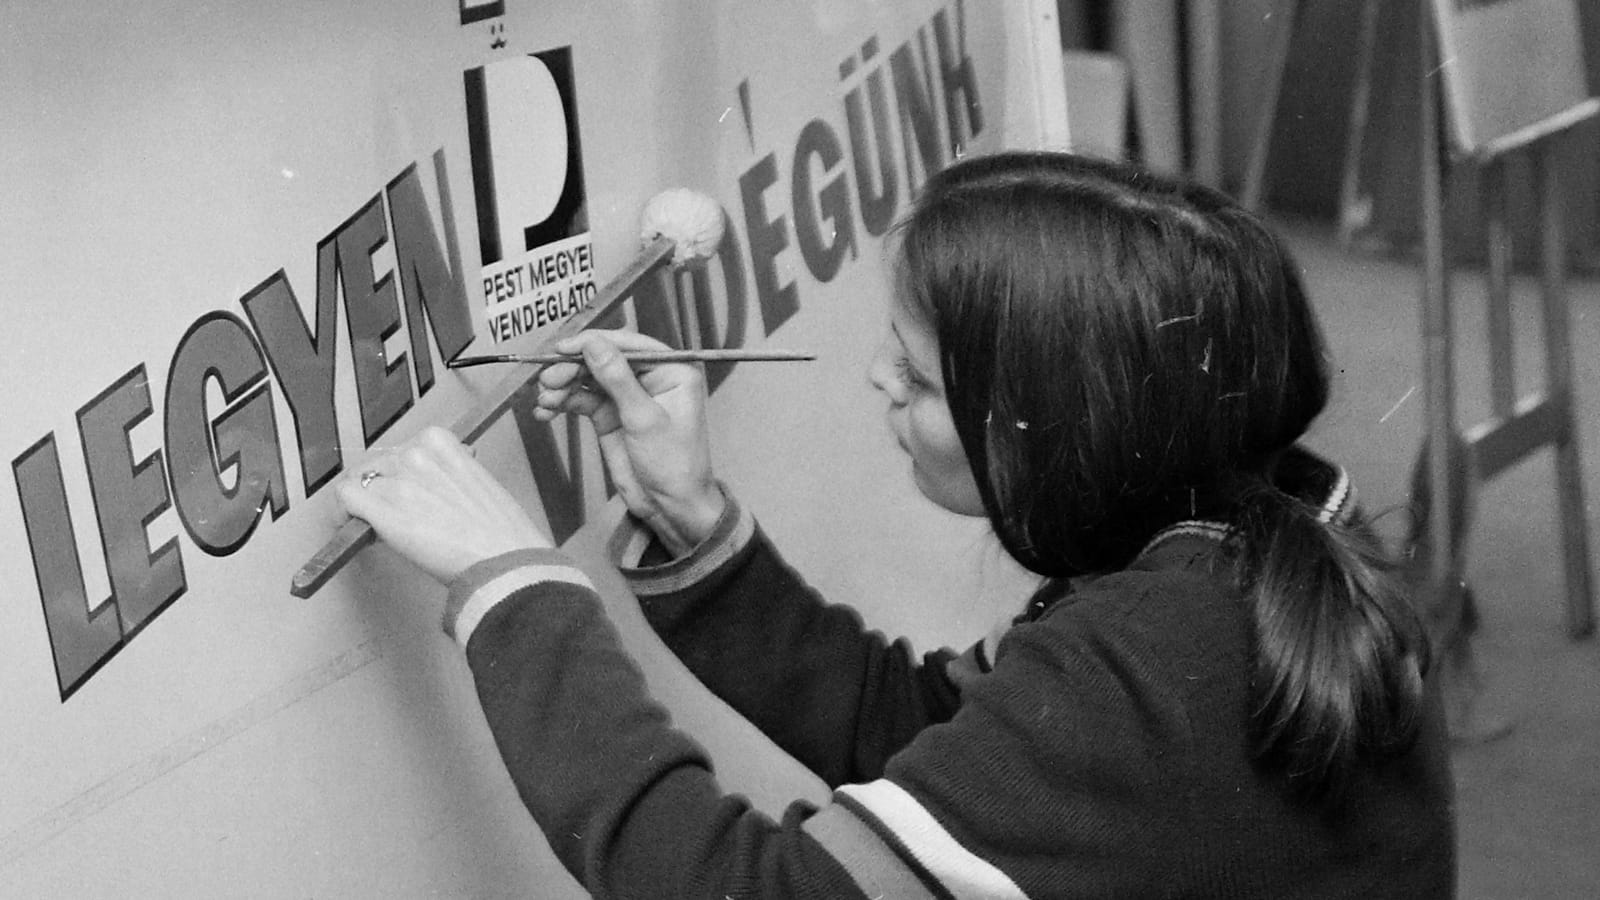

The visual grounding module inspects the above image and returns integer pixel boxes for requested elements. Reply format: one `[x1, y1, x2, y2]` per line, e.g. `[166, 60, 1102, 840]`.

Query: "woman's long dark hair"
[894, 151, 1429, 798]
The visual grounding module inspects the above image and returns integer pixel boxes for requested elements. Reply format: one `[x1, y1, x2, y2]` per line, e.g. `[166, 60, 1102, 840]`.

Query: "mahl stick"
[289, 234, 676, 598]
[446, 348, 814, 368]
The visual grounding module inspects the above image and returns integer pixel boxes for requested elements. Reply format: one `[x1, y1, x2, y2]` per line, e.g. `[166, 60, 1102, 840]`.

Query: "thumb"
[580, 337, 662, 431]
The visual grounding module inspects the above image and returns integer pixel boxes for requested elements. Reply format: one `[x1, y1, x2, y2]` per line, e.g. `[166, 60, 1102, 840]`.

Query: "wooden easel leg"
[1337, 0, 1381, 245]
[1239, 0, 1298, 211]
[1482, 160, 1516, 418]
[1418, 23, 1459, 610]
[1185, 0, 1223, 188]
[1415, 18, 1518, 743]
[1534, 143, 1596, 638]
[1406, 437, 1474, 645]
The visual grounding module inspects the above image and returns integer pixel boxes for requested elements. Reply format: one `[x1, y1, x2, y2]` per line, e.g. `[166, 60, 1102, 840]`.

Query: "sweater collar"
[1133, 449, 1357, 563]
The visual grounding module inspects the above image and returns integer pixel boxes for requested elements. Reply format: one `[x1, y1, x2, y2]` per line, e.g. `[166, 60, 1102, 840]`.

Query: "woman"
[339, 152, 1456, 898]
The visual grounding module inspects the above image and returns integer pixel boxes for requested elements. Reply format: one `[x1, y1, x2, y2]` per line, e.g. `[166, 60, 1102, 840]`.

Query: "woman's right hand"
[532, 329, 725, 556]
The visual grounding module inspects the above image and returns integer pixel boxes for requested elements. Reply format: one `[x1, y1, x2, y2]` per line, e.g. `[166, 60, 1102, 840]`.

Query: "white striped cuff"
[615, 494, 757, 597]
[445, 550, 594, 649]
[802, 803, 941, 900]
[835, 779, 1030, 900]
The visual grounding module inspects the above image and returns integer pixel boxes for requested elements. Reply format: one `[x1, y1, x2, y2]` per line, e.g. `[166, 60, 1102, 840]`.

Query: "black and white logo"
[464, 47, 594, 343]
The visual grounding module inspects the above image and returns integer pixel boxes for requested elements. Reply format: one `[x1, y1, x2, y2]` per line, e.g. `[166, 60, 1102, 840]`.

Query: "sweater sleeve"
[611, 495, 966, 786]
[446, 550, 1229, 899]
[445, 549, 962, 899]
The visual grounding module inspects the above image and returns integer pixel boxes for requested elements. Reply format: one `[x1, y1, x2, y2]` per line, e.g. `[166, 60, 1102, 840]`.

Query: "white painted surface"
[1, 2, 1052, 894]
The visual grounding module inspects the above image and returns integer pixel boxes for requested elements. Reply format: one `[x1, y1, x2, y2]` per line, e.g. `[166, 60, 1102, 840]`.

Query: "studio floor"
[1285, 220, 1600, 899]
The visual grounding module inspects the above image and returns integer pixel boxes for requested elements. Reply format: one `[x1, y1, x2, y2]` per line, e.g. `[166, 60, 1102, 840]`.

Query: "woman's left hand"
[336, 426, 554, 586]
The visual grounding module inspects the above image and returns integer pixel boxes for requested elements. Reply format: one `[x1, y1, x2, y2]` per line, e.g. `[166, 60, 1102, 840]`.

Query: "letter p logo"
[464, 47, 589, 268]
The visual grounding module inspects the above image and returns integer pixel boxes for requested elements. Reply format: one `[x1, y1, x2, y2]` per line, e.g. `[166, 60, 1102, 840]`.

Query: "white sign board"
[1, 1, 1058, 895]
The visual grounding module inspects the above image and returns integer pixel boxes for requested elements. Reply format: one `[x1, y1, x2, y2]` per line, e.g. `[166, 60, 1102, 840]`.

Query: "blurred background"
[1071, 2, 1599, 895]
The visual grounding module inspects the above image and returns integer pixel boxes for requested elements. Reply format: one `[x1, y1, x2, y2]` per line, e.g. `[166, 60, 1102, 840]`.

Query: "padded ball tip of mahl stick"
[639, 188, 725, 264]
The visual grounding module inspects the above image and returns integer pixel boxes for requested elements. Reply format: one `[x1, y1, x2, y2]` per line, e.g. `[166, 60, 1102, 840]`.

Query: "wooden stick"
[289, 235, 676, 598]
[446, 348, 814, 368]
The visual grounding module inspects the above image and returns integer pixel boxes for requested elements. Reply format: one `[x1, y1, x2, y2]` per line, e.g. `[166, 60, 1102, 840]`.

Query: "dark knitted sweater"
[444, 468, 1457, 898]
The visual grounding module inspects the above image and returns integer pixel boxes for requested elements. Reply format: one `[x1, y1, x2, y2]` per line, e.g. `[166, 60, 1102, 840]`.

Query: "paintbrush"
[447, 348, 815, 368]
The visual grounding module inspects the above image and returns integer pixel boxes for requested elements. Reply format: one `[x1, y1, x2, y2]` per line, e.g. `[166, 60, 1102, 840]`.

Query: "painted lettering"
[164, 312, 290, 556]
[13, 434, 124, 699]
[889, 30, 945, 191]
[792, 117, 857, 283]
[77, 366, 187, 637]
[386, 158, 474, 396]
[20, 151, 487, 697]
[842, 37, 900, 237]
[242, 267, 343, 496]
[738, 154, 799, 336]
[11, 2, 991, 700]
[730, 2, 985, 338]
[932, 2, 984, 155]
[336, 194, 414, 445]
[510, 405, 589, 545]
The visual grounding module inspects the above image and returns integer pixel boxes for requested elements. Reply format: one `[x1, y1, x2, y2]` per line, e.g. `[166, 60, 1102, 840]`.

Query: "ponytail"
[1233, 481, 1431, 799]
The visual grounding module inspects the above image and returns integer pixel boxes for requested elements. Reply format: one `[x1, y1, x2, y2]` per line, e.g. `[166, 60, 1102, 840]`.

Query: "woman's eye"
[893, 356, 924, 389]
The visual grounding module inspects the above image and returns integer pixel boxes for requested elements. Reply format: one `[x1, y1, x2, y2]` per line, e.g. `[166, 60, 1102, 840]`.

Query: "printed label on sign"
[465, 47, 592, 343]
[481, 234, 596, 342]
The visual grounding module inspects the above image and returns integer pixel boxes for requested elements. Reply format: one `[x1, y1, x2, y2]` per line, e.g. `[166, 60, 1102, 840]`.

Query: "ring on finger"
[359, 470, 382, 489]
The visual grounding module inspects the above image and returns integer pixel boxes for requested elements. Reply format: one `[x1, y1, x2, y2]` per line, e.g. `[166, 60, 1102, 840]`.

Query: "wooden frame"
[1417, 0, 1596, 637]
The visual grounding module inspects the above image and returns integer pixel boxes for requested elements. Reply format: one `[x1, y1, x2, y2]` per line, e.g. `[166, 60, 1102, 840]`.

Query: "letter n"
[387, 155, 475, 394]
